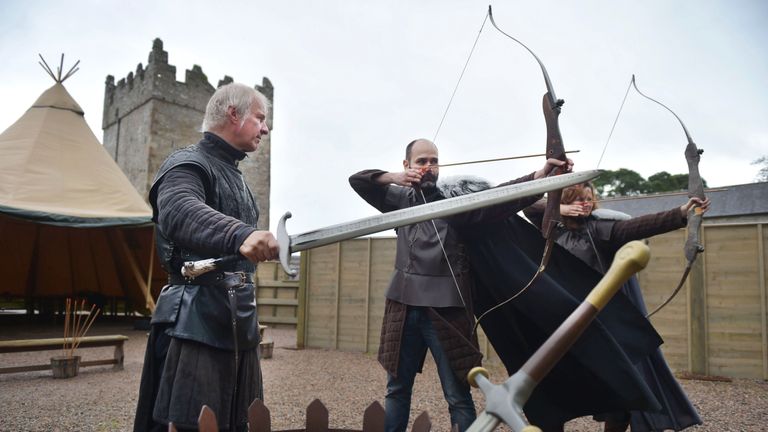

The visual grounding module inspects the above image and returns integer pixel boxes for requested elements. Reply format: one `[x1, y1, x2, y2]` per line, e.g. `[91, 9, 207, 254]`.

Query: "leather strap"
[167, 271, 253, 286]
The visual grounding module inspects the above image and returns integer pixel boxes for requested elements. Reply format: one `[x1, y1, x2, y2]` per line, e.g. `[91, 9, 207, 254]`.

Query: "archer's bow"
[473, 6, 569, 329]
[630, 75, 706, 318]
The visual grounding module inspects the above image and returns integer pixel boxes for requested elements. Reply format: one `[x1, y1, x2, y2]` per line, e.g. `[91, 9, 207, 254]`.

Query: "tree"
[752, 156, 768, 182]
[645, 171, 685, 193]
[593, 169, 708, 197]
[593, 168, 647, 197]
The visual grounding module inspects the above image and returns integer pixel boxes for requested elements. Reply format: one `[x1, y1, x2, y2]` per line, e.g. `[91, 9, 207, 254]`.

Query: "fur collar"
[592, 208, 631, 221]
[437, 175, 494, 197]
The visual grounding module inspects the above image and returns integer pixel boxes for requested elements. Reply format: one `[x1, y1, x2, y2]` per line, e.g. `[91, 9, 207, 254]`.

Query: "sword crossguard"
[277, 212, 297, 277]
[466, 368, 539, 432]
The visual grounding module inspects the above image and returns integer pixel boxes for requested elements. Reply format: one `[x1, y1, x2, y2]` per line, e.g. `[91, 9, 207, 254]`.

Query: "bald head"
[405, 139, 438, 163]
[403, 139, 439, 187]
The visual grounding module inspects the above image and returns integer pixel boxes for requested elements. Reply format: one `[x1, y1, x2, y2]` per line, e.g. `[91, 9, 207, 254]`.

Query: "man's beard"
[419, 171, 438, 189]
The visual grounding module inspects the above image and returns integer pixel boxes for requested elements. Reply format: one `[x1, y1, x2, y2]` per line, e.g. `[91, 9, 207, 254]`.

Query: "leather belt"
[167, 271, 253, 286]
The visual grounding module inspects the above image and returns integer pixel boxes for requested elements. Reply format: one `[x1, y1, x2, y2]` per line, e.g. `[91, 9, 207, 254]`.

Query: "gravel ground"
[0, 319, 766, 432]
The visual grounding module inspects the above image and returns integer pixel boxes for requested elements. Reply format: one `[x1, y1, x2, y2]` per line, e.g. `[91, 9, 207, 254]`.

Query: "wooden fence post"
[306, 399, 329, 432]
[411, 412, 431, 432]
[758, 223, 767, 380]
[334, 243, 341, 350]
[364, 238, 372, 352]
[248, 399, 272, 432]
[197, 405, 219, 432]
[362, 401, 385, 432]
[688, 226, 708, 375]
[297, 251, 310, 349]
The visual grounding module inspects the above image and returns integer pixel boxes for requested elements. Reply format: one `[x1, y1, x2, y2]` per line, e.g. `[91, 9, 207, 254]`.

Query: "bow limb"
[473, 7, 569, 333]
[488, 6, 567, 238]
[630, 75, 706, 318]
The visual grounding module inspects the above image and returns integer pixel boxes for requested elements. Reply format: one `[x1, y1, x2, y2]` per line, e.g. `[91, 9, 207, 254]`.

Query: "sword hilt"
[277, 212, 296, 277]
[180, 254, 241, 279]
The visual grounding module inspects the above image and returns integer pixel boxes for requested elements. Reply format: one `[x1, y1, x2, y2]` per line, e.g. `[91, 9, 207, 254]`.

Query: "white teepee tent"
[0, 57, 158, 313]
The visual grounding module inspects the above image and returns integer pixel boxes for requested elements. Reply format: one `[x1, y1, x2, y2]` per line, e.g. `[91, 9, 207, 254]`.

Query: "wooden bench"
[0, 335, 128, 375]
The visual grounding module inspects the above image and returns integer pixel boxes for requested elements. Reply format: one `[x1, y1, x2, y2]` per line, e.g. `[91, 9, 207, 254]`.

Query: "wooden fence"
[169, 399, 431, 432]
[639, 222, 768, 379]
[256, 261, 299, 328]
[294, 238, 495, 359]
[297, 223, 768, 380]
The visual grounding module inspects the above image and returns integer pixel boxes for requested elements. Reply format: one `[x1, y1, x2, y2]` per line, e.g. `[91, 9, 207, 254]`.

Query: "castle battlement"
[103, 38, 237, 130]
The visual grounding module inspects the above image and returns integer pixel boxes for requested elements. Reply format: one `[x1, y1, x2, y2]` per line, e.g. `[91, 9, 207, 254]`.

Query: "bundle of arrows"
[62, 298, 101, 359]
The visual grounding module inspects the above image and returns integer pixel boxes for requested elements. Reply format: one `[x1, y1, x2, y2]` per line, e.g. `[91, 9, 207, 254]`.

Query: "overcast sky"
[1, 0, 766, 235]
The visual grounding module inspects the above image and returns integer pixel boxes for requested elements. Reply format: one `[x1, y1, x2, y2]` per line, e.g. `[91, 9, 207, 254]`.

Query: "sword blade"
[277, 170, 601, 276]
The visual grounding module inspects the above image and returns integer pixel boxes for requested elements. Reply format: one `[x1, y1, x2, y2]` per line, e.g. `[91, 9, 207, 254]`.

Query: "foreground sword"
[466, 240, 651, 432]
[182, 170, 601, 278]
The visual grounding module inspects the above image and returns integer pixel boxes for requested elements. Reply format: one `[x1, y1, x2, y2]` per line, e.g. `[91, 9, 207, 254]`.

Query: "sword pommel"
[181, 258, 219, 279]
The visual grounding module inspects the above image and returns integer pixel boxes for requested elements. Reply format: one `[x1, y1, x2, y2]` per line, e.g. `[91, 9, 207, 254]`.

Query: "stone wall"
[102, 38, 273, 229]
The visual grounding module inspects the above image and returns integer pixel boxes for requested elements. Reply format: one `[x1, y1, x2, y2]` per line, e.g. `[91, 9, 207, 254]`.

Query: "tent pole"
[114, 228, 156, 314]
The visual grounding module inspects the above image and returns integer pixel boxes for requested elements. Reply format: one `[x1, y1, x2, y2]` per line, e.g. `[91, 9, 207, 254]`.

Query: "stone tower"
[102, 38, 274, 229]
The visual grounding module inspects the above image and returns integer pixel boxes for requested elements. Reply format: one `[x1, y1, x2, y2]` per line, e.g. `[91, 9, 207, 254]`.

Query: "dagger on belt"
[180, 170, 602, 279]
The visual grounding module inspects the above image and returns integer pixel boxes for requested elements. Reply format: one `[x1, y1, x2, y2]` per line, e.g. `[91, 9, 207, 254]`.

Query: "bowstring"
[432, 11, 489, 143]
[420, 11, 488, 318]
[418, 188, 468, 310]
[596, 76, 634, 169]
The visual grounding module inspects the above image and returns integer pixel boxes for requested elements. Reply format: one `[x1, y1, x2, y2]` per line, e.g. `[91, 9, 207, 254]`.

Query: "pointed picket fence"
[169, 399, 431, 432]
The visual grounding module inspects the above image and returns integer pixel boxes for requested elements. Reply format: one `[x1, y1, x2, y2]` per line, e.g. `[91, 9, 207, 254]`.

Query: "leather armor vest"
[149, 133, 261, 351]
[150, 137, 259, 275]
[386, 187, 468, 308]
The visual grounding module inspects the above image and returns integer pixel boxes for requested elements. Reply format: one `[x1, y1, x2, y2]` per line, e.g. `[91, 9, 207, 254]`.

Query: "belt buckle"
[221, 272, 247, 285]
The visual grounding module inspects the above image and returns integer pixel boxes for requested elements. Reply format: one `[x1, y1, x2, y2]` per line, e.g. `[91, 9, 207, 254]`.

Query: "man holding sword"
[134, 82, 278, 432]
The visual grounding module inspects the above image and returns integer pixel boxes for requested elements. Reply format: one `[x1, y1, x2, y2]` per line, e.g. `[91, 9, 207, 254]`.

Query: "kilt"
[134, 330, 262, 432]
